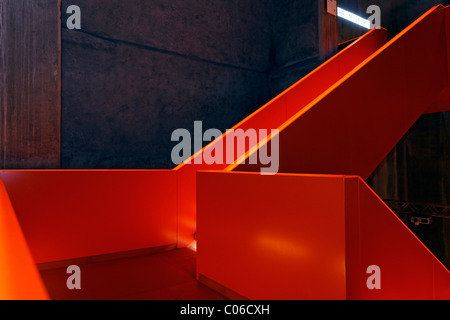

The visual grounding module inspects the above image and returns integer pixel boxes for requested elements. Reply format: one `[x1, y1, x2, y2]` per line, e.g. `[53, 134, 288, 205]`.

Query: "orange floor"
[39, 248, 227, 300]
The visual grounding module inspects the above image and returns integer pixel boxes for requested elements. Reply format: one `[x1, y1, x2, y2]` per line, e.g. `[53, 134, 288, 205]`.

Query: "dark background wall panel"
[62, 0, 272, 72]
[60, 0, 336, 169]
[61, 28, 269, 169]
[0, 0, 61, 169]
[61, 0, 275, 169]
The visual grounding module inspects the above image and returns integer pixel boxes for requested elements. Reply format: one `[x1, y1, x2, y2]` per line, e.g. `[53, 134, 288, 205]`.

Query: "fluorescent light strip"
[337, 7, 371, 29]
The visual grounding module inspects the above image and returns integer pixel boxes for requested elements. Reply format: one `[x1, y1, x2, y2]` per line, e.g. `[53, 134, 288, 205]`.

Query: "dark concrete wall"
[61, 0, 336, 169]
[61, 0, 273, 169]
[0, 0, 61, 169]
[269, 0, 337, 96]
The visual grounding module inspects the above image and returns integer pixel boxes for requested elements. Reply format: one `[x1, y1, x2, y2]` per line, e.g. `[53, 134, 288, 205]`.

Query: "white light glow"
[337, 7, 371, 29]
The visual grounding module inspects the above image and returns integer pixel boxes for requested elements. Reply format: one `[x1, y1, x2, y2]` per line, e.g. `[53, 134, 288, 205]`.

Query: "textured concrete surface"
[0, 0, 61, 169]
[62, 28, 269, 169]
[60, 0, 335, 169]
[61, 0, 276, 169]
[271, 0, 321, 68]
[269, 0, 337, 97]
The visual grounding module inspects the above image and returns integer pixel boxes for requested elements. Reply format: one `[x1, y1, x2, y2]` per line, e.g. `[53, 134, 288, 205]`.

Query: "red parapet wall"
[196, 171, 450, 300]
[0, 177, 49, 300]
[0, 170, 177, 264]
[197, 171, 348, 300]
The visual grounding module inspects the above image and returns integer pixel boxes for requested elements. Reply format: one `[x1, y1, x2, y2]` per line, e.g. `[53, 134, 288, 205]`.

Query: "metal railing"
[384, 199, 450, 219]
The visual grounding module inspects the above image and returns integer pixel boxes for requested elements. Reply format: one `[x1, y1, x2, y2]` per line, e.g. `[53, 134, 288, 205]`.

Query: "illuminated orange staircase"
[1, 5, 450, 300]
[196, 4, 450, 299]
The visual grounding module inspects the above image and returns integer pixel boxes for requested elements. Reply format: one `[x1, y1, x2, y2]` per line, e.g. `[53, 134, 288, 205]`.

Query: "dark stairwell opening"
[367, 111, 450, 270]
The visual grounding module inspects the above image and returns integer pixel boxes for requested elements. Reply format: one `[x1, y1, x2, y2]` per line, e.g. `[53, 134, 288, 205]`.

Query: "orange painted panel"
[197, 171, 347, 300]
[0, 170, 177, 264]
[0, 177, 49, 300]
